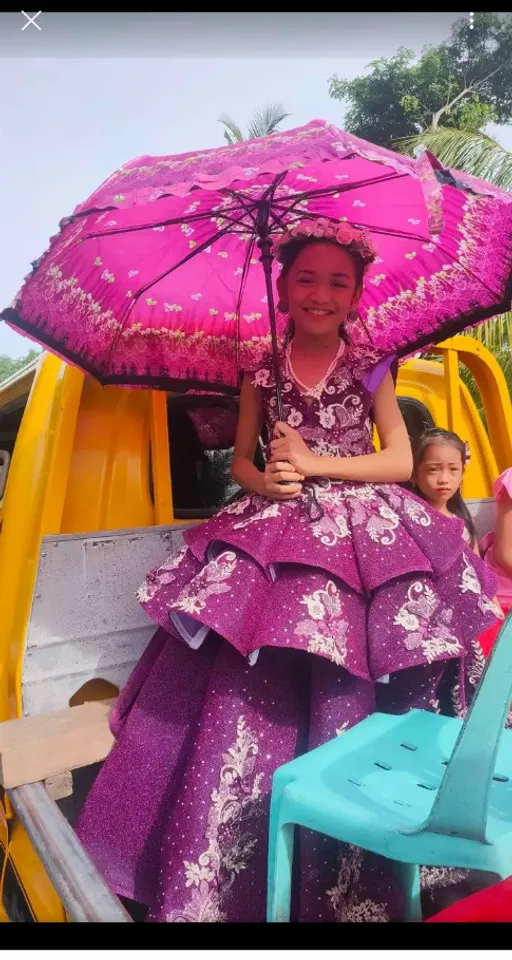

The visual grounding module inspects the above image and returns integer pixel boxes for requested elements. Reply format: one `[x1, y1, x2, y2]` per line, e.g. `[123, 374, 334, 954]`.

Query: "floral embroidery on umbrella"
[327, 846, 389, 923]
[295, 581, 349, 667]
[170, 550, 237, 616]
[165, 716, 263, 923]
[394, 582, 461, 663]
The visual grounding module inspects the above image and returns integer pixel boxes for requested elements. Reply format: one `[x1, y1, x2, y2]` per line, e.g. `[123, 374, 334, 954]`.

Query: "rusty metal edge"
[8, 782, 133, 922]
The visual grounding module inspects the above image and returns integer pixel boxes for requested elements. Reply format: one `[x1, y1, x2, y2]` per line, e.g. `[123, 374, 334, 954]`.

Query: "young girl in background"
[412, 428, 504, 657]
[77, 221, 500, 923]
[411, 428, 478, 550]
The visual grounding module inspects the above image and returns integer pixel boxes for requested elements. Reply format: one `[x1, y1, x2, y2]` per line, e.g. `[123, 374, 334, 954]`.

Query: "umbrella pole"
[257, 232, 284, 423]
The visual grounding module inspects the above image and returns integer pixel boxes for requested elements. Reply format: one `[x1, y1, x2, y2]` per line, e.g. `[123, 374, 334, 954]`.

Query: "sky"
[1, 12, 511, 357]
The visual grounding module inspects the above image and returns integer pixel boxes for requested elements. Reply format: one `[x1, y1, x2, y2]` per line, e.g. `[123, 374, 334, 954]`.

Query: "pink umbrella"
[3, 119, 512, 412]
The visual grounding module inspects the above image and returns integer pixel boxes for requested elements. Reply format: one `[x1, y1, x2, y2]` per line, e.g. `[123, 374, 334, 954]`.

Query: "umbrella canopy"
[3, 119, 512, 393]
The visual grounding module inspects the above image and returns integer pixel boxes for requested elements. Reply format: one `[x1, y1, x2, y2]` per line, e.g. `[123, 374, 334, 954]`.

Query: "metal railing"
[8, 782, 133, 922]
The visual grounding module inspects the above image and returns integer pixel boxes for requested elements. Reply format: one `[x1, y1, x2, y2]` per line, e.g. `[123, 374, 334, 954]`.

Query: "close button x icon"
[21, 11, 43, 30]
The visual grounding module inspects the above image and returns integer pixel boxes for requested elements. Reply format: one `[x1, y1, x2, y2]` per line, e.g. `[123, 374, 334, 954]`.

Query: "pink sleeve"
[494, 468, 512, 503]
[362, 355, 395, 393]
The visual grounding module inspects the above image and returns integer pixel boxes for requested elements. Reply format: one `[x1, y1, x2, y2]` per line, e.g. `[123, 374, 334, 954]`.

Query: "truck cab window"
[167, 396, 264, 520]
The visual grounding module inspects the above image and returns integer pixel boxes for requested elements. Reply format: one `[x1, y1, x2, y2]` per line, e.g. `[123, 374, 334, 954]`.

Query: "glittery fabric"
[77, 346, 500, 922]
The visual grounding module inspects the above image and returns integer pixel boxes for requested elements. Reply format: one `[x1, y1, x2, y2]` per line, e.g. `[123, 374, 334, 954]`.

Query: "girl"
[412, 428, 504, 657]
[480, 467, 512, 617]
[76, 218, 499, 923]
[411, 428, 478, 550]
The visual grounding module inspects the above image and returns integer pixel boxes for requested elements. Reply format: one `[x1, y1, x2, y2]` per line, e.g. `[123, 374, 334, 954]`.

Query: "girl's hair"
[278, 237, 365, 347]
[278, 236, 366, 287]
[413, 427, 477, 547]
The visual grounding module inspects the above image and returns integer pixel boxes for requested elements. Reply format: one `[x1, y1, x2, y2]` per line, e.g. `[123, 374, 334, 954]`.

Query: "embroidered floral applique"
[232, 502, 282, 529]
[366, 505, 400, 546]
[136, 546, 188, 602]
[402, 497, 432, 528]
[165, 716, 263, 923]
[223, 497, 251, 516]
[394, 582, 461, 663]
[295, 581, 349, 666]
[460, 554, 498, 616]
[327, 846, 389, 923]
[171, 550, 237, 616]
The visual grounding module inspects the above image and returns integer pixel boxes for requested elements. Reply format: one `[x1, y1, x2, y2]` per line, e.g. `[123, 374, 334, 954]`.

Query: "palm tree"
[396, 126, 512, 398]
[397, 126, 512, 191]
[218, 102, 291, 144]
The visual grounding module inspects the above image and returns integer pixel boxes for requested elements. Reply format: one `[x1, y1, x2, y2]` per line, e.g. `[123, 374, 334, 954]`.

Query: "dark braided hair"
[278, 236, 366, 347]
[413, 427, 477, 547]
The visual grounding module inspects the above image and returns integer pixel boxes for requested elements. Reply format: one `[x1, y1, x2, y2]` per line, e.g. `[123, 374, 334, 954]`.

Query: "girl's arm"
[493, 497, 512, 578]
[231, 375, 304, 500]
[272, 372, 413, 483]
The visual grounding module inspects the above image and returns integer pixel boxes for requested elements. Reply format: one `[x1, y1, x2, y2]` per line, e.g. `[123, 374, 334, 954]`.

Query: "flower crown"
[272, 217, 377, 269]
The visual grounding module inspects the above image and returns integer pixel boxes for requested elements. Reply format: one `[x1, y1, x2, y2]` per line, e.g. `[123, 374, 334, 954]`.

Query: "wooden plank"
[0, 699, 116, 789]
[9, 783, 133, 922]
[45, 771, 73, 801]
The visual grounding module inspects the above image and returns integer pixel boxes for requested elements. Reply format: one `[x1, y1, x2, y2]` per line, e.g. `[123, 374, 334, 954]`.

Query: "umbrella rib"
[101, 222, 238, 377]
[83, 202, 256, 242]
[221, 188, 259, 224]
[269, 171, 406, 211]
[269, 199, 436, 244]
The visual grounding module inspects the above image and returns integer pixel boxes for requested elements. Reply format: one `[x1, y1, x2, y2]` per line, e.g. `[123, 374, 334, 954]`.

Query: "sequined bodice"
[251, 344, 381, 460]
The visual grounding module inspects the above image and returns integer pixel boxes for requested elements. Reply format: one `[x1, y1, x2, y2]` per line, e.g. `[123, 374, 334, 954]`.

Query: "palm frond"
[463, 313, 512, 354]
[217, 113, 245, 144]
[396, 127, 512, 191]
[459, 347, 512, 428]
[247, 102, 291, 140]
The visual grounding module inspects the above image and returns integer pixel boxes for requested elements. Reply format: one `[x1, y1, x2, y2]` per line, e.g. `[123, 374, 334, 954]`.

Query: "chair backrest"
[420, 611, 512, 842]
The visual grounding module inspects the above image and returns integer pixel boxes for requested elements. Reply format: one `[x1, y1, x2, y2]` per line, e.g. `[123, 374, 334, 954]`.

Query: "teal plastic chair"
[267, 612, 512, 922]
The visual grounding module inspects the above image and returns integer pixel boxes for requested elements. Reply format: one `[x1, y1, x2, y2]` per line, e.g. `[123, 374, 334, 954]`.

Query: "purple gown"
[77, 343, 499, 922]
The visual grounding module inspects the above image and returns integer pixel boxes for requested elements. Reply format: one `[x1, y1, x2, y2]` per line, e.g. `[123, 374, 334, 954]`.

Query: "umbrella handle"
[256, 213, 284, 423]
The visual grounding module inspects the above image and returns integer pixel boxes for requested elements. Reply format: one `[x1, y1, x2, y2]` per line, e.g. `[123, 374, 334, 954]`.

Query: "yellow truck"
[0, 336, 510, 922]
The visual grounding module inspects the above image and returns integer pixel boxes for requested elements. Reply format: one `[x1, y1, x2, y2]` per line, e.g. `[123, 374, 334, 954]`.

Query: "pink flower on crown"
[335, 223, 355, 245]
[295, 220, 314, 237]
[272, 216, 378, 269]
[312, 217, 330, 238]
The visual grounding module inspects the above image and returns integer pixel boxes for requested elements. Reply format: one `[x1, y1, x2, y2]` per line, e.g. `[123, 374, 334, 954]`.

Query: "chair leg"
[394, 861, 422, 922]
[267, 820, 295, 922]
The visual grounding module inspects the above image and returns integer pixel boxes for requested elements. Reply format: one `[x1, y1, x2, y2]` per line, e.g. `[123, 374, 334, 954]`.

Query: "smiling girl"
[77, 218, 500, 923]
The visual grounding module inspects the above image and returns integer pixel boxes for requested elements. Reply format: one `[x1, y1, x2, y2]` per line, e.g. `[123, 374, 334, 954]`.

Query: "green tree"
[218, 102, 290, 144]
[398, 126, 512, 191]
[328, 13, 512, 149]
[0, 349, 40, 385]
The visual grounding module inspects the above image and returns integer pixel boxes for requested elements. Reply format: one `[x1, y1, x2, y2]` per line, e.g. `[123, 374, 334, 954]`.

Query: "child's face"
[278, 242, 360, 339]
[414, 442, 464, 508]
